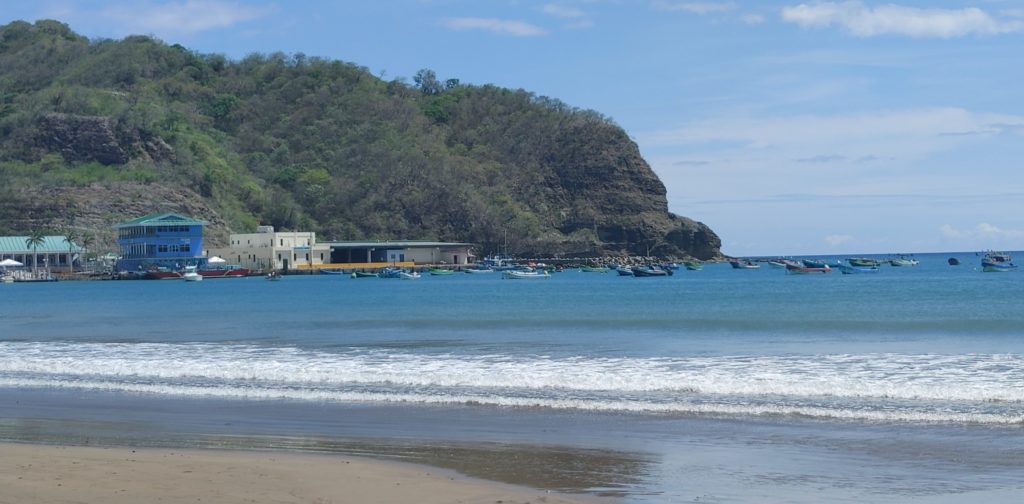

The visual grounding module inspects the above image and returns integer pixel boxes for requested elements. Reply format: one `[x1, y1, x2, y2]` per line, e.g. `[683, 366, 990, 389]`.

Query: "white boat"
[399, 271, 421, 280]
[464, 267, 495, 274]
[502, 270, 550, 279]
[182, 265, 203, 282]
[889, 256, 919, 267]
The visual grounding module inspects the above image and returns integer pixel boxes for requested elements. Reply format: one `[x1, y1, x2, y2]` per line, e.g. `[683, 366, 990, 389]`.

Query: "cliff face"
[0, 20, 722, 260]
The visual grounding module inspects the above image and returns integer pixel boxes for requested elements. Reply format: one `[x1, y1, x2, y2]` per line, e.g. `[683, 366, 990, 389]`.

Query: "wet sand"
[0, 442, 606, 504]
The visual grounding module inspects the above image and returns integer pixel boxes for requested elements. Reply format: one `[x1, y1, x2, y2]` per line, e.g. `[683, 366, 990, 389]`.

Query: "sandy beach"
[0, 442, 603, 504]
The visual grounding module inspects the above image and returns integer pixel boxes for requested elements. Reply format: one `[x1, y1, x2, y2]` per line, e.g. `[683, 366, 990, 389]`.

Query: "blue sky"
[4, 1, 1024, 255]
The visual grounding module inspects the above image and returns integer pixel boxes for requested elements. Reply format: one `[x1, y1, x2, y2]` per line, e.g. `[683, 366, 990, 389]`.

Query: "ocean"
[2, 251, 1023, 502]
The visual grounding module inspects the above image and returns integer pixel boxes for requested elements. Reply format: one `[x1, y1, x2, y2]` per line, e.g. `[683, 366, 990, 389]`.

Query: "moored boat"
[580, 265, 610, 273]
[144, 267, 182, 280]
[889, 256, 919, 267]
[730, 260, 760, 269]
[399, 271, 421, 280]
[981, 251, 1016, 272]
[502, 269, 550, 279]
[632, 265, 671, 277]
[265, 270, 282, 281]
[801, 259, 829, 269]
[848, 257, 882, 267]
[182, 265, 203, 282]
[617, 267, 634, 276]
[682, 261, 703, 271]
[319, 268, 347, 275]
[464, 267, 494, 274]
[428, 268, 456, 276]
[350, 271, 378, 278]
[786, 263, 830, 274]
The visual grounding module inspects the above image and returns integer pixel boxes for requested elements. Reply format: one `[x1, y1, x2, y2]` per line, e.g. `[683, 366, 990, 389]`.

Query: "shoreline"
[0, 441, 608, 504]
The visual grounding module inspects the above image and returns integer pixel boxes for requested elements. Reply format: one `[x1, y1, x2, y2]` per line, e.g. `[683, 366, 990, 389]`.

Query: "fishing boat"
[682, 261, 703, 271]
[766, 260, 788, 269]
[786, 263, 830, 274]
[502, 269, 550, 279]
[350, 271, 378, 278]
[144, 267, 182, 280]
[399, 271, 421, 280]
[265, 270, 282, 281]
[889, 256, 919, 267]
[848, 258, 882, 267]
[729, 260, 760, 269]
[617, 267, 634, 276]
[319, 268, 347, 275]
[580, 265, 610, 273]
[464, 267, 494, 274]
[182, 265, 203, 282]
[428, 268, 456, 276]
[948, 258, 960, 266]
[801, 259, 829, 269]
[981, 251, 1016, 272]
[632, 265, 671, 277]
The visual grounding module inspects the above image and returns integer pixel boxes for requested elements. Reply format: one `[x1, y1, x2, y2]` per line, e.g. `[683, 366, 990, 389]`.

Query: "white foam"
[1, 342, 1023, 409]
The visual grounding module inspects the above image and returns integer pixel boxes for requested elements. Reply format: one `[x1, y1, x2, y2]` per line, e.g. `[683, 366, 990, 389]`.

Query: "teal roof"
[0, 236, 81, 253]
[114, 212, 208, 228]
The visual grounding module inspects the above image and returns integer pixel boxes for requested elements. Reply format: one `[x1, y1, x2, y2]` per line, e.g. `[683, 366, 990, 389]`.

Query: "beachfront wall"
[325, 241, 474, 266]
[205, 229, 330, 271]
[0, 236, 81, 272]
[114, 213, 207, 272]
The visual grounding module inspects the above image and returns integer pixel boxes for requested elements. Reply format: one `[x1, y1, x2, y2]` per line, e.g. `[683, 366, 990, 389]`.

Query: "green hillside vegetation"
[0, 20, 721, 259]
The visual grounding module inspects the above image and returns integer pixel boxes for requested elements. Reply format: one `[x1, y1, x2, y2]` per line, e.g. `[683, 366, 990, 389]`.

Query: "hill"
[0, 20, 721, 260]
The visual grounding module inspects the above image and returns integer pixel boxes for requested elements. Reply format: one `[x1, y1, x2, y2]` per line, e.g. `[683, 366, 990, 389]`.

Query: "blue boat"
[981, 251, 1016, 272]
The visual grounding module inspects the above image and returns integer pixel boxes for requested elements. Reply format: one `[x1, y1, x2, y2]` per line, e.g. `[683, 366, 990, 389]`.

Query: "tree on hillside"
[413, 68, 442, 95]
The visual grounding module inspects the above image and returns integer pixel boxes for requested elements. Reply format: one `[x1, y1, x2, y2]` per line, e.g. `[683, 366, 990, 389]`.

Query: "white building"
[205, 226, 331, 271]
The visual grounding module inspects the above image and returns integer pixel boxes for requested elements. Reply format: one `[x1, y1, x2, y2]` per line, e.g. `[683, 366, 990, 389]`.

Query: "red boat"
[198, 266, 251, 278]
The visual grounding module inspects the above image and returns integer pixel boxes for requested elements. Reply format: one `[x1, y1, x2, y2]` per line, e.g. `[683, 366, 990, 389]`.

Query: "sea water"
[1, 251, 1023, 502]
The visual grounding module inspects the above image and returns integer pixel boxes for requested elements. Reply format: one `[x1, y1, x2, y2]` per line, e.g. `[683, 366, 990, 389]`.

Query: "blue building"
[114, 213, 207, 272]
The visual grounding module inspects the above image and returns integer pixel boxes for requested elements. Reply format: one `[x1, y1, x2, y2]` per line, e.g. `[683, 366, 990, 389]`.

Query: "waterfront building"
[204, 226, 331, 271]
[324, 241, 474, 266]
[0, 235, 81, 272]
[114, 213, 207, 272]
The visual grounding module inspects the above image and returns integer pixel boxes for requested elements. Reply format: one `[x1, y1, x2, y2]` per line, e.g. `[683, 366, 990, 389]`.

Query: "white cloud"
[742, 14, 766, 25]
[640, 107, 1024, 157]
[652, 1, 736, 14]
[781, 1, 1024, 38]
[825, 234, 853, 246]
[543, 4, 586, 19]
[941, 223, 1024, 240]
[100, 0, 273, 36]
[442, 17, 547, 37]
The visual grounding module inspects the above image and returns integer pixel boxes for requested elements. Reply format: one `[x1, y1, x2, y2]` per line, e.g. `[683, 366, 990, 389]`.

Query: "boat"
[729, 260, 760, 269]
[617, 267, 634, 276]
[801, 259, 829, 269]
[837, 264, 878, 274]
[399, 271, 421, 280]
[464, 267, 494, 274]
[981, 251, 1016, 272]
[265, 270, 282, 281]
[766, 260, 788, 269]
[378, 267, 403, 279]
[848, 258, 882, 267]
[948, 258, 960, 266]
[682, 261, 703, 271]
[1, 275, 12, 284]
[182, 265, 203, 282]
[319, 268, 347, 275]
[632, 265, 671, 277]
[502, 269, 550, 279]
[786, 263, 830, 274]
[580, 265, 610, 273]
[428, 268, 456, 276]
[350, 271, 378, 278]
[889, 256, 919, 267]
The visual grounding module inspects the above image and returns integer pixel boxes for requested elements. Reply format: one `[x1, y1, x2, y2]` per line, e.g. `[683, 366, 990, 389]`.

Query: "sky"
[3, 1, 1023, 255]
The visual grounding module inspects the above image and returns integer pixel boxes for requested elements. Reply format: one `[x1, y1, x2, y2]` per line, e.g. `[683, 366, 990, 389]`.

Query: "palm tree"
[25, 230, 46, 276]
[63, 228, 79, 275]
